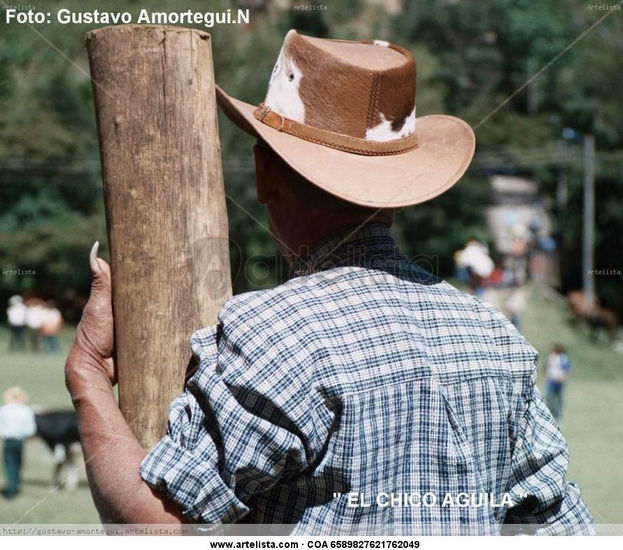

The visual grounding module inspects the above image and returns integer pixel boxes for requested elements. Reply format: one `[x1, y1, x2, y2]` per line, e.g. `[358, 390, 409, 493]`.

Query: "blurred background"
[1, 0, 622, 527]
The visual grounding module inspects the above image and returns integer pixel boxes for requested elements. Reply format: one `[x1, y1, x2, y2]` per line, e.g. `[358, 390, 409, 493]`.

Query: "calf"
[35, 411, 81, 490]
[567, 290, 619, 344]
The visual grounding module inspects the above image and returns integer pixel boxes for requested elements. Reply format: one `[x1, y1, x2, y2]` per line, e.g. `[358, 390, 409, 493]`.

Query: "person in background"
[6, 296, 27, 352]
[24, 297, 46, 353]
[41, 301, 64, 353]
[455, 240, 494, 298]
[0, 387, 36, 499]
[545, 344, 572, 421]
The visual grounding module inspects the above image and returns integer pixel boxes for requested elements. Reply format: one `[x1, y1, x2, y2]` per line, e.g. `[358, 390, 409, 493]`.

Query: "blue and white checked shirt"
[140, 224, 594, 535]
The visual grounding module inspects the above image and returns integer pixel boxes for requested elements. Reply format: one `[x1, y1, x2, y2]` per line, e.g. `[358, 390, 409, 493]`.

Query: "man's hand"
[64, 242, 185, 524]
[66, 241, 116, 394]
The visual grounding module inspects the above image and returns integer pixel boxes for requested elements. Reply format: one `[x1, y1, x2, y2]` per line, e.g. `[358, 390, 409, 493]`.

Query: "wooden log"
[86, 25, 231, 448]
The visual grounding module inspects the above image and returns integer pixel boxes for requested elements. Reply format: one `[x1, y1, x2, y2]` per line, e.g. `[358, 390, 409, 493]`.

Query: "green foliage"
[1, 0, 622, 317]
[394, 175, 491, 277]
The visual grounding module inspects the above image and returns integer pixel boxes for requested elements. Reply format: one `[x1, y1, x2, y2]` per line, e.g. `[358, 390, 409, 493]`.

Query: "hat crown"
[263, 30, 416, 142]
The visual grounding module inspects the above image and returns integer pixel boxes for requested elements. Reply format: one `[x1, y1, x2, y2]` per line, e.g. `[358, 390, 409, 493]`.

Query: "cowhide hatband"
[253, 103, 419, 156]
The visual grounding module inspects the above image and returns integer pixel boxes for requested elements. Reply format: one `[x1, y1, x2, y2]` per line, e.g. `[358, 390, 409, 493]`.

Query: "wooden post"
[86, 25, 231, 448]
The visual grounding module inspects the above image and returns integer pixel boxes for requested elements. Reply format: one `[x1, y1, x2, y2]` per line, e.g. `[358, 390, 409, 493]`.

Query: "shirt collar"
[288, 223, 404, 279]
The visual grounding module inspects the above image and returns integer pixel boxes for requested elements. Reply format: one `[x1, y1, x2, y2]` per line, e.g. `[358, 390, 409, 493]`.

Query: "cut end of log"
[86, 24, 211, 46]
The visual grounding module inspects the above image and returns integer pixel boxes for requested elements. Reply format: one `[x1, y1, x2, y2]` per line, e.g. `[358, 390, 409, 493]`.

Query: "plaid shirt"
[140, 224, 594, 535]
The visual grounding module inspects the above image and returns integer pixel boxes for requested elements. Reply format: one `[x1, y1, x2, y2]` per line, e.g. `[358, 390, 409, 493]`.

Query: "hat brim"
[216, 85, 475, 208]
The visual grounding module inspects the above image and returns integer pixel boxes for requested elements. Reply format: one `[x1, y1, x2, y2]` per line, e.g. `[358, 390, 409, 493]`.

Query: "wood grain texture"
[86, 25, 231, 448]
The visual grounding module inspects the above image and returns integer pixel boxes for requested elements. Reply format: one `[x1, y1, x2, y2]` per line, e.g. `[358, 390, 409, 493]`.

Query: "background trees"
[1, 0, 621, 319]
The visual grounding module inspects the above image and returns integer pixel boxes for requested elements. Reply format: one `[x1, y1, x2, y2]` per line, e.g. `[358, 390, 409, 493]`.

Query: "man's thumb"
[89, 241, 112, 295]
[73, 242, 114, 364]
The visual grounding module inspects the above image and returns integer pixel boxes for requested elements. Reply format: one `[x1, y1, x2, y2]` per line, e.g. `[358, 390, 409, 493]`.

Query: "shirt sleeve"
[503, 387, 595, 535]
[139, 326, 310, 524]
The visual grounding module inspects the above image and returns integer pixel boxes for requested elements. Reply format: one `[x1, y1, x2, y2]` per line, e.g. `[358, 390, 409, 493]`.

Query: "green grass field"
[518, 285, 623, 527]
[0, 284, 621, 527]
[0, 327, 98, 524]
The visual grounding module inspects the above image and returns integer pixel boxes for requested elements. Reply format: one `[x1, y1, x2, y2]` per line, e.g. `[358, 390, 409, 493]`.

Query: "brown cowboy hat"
[216, 30, 475, 208]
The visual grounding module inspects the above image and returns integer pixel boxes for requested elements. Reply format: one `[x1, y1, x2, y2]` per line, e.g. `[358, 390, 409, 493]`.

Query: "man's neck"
[282, 218, 393, 265]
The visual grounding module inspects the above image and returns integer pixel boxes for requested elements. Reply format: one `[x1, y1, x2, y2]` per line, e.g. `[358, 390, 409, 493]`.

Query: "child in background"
[0, 387, 36, 498]
[545, 344, 572, 421]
